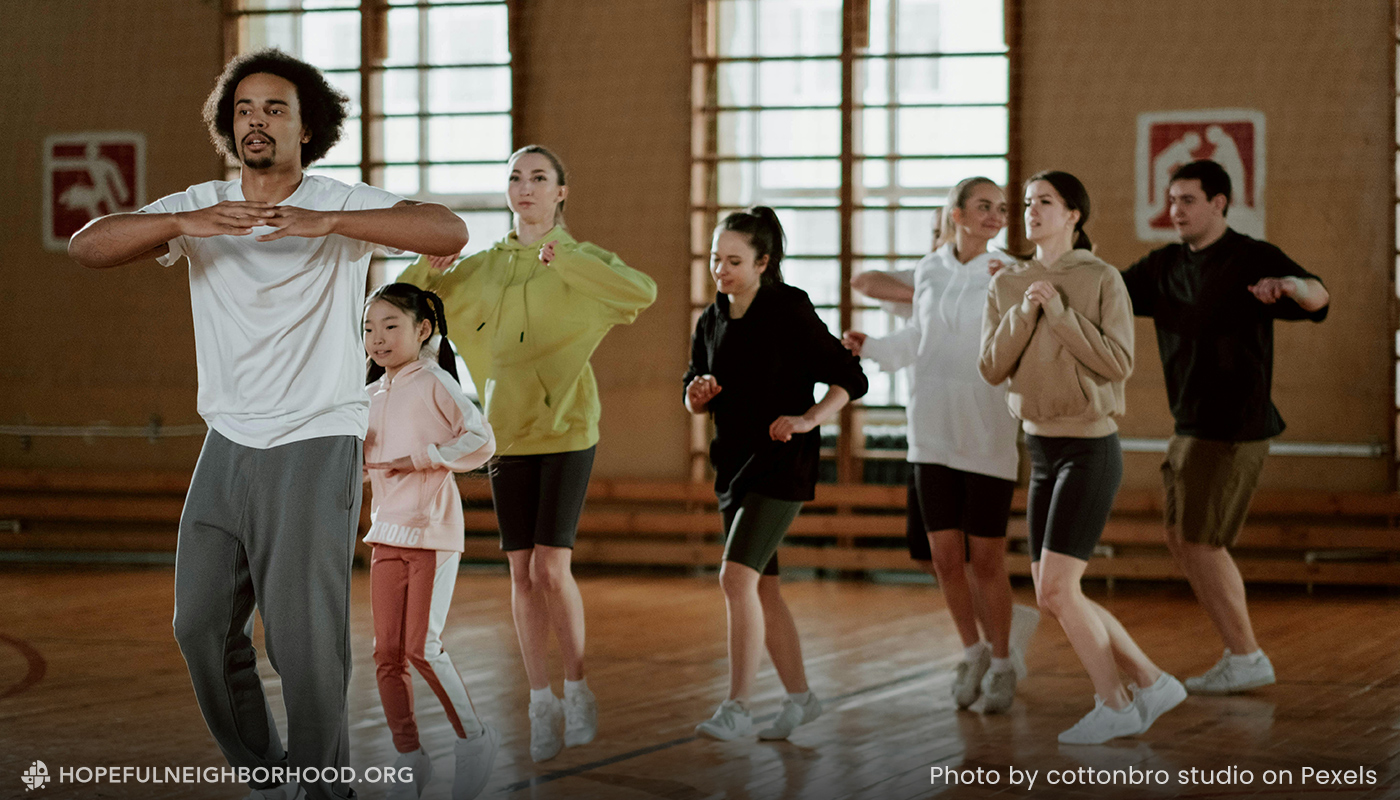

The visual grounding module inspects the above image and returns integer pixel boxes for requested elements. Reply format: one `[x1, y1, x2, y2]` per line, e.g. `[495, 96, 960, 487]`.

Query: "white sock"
[788, 690, 812, 704]
[1229, 650, 1264, 665]
[990, 657, 1013, 674]
[529, 687, 556, 706]
[564, 678, 589, 699]
[963, 642, 987, 661]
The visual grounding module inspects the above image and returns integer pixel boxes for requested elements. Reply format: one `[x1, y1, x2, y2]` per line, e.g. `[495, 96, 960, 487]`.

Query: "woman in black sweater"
[684, 207, 868, 742]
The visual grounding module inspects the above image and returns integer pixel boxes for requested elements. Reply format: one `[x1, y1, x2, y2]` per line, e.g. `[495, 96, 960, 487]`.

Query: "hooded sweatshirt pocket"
[1008, 340, 1092, 422]
[485, 369, 555, 440]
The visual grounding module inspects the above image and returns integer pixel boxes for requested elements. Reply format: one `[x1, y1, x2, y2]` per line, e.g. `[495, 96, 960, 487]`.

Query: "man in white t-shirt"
[69, 50, 467, 800]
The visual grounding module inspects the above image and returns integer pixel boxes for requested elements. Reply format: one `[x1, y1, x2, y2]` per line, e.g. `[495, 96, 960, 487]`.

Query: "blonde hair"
[933, 176, 1000, 249]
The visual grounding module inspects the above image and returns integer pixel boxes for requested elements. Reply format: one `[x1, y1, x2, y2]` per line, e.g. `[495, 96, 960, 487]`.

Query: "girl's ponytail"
[422, 289, 460, 383]
[718, 206, 787, 285]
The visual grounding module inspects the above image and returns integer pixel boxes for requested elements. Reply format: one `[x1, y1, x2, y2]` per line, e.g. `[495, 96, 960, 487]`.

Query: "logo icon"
[42, 131, 147, 252]
[1135, 109, 1266, 242]
[21, 760, 49, 791]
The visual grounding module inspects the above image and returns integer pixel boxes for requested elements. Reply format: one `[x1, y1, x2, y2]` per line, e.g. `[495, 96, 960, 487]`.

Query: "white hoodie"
[861, 243, 1019, 481]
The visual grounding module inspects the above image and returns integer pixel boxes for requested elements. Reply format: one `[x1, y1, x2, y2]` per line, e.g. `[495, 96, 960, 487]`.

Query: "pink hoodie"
[364, 358, 495, 552]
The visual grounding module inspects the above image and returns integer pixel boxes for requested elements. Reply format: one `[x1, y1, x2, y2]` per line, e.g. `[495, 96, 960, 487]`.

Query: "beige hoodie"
[978, 249, 1134, 438]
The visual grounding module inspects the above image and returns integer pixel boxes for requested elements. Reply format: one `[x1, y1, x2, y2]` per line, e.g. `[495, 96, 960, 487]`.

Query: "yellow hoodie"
[398, 226, 657, 456]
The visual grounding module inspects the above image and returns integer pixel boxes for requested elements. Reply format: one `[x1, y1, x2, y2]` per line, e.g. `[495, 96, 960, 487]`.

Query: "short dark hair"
[1169, 159, 1232, 214]
[202, 48, 349, 168]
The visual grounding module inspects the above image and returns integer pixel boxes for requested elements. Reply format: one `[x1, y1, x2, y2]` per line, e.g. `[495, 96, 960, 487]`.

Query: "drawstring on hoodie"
[476, 241, 544, 344]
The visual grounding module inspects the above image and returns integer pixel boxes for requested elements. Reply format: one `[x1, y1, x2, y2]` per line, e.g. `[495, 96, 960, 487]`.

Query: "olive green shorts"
[1162, 435, 1269, 547]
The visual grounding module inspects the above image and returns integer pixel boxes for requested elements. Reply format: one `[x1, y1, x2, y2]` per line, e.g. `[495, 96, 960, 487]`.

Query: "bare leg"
[928, 530, 982, 650]
[1035, 551, 1131, 709]
[530, 545, 587, 682]
[507, 549, 552, 690]
[966, 536, 1013, 659]
[1166, 530, 1259, 653]
[1084, 599, 1162, 688]
[720, 561, 764, 703]
[758, 574, 808, 694]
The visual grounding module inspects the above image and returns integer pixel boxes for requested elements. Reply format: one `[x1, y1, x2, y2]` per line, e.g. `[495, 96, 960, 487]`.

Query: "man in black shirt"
[1121, 160, 1329, 695]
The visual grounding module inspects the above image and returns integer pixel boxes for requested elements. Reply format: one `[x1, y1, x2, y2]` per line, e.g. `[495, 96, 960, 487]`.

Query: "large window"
[691, 0, 1012, 482]
[227, 0, 514, 282]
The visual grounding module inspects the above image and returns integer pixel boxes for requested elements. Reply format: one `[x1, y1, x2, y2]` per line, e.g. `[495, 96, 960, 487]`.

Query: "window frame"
[221, 0, 518, 283]
[689, 0, 1021, 484]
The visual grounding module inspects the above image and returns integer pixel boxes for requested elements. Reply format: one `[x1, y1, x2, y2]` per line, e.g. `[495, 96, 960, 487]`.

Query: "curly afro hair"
[202, 48, 349, 168]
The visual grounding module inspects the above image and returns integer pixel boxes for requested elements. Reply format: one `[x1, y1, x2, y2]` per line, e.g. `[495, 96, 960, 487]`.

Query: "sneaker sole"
[529, 745, 562, 763]
[695, 725, 749, 742]
[564, 728, 596, 748]
[1185, 674, 1275, 695]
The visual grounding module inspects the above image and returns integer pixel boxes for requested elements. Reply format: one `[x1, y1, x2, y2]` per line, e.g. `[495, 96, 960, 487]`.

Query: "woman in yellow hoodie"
[979, 171, 1184, 746]
[398, 145, 657, 763]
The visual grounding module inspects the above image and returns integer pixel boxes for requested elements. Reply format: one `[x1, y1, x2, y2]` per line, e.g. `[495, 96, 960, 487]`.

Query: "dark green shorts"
[721, 492, 803, 576]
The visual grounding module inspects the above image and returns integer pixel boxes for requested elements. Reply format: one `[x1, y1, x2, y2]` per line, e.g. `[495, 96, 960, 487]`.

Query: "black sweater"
[684, 283, 869, 511]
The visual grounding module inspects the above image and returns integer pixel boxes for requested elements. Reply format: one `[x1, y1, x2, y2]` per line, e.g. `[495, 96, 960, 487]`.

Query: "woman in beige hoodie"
[979, 171, 1185, 745]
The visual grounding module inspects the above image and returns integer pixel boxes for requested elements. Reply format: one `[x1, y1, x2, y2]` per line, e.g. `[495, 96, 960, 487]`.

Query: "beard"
[240, 139, 276, 169]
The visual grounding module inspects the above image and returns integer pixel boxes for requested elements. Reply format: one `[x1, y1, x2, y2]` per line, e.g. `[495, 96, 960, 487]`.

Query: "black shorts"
[907, 459, 1019, 560]
[1024, 434, 1122, 562]
[905, 473, 932, 561]
[489, 446, 595, 551]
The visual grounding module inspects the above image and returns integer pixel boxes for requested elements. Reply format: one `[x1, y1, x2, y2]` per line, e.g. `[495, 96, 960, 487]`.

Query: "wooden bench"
[2, 470, 1398, 586]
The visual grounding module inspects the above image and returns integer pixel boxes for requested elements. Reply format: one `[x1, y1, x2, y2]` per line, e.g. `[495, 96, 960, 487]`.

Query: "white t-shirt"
[142, 175, 404, 449]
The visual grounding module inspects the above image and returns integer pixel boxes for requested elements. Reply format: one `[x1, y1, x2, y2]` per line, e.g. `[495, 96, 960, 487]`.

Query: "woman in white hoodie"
[843, 177, 1025, 713]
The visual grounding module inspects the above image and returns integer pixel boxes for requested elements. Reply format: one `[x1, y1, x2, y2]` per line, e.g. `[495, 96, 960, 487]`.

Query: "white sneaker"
[695, 700, 753, 741]
[1132, 673, 1186, 733]
[528, 696, 565, 762]
[243, 782, 304, 800]
[757, 693, 822, 740]
[1057, 697, 1145, 745]
[952, 644, 991, 709]
[1009, 604, 1041, 680]
[1185, 650, 1276, 695]
[452, 724, 499, 800]
[386, 748, 434, 800]
[563, 686, 598, 747]
[980, 667, 1017, 714]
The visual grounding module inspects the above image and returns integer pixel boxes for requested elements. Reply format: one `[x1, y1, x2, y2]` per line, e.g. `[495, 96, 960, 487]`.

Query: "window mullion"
[838, 0, 857, 486]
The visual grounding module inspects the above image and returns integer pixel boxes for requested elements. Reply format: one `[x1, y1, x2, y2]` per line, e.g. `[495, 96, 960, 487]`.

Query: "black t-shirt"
[684, 282, 869, 511]
[1121, 229, 1327, 441]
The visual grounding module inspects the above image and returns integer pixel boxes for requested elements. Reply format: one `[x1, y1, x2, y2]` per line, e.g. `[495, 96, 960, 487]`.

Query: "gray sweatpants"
[174, 430, 361, 800]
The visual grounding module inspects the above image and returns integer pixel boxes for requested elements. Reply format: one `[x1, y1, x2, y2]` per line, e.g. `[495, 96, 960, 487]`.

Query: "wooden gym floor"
[1, 564, 1398, 799]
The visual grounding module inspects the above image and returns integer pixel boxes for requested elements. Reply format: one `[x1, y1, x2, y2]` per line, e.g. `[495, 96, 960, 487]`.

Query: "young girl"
[979, 171, 1185, 744]
[363, 283, 498, 800]
[844, 177, 1035, 714]
[398, 145, 657, 762]
[684, 207, 868, 741]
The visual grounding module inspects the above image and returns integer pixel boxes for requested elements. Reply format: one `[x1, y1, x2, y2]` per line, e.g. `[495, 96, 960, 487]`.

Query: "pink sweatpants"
[371, 544, 479, 753]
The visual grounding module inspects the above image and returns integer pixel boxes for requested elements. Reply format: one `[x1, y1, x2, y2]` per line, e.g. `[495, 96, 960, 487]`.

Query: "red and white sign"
[43, 132, 146, 252]
[1135, 110, 1264, 242]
